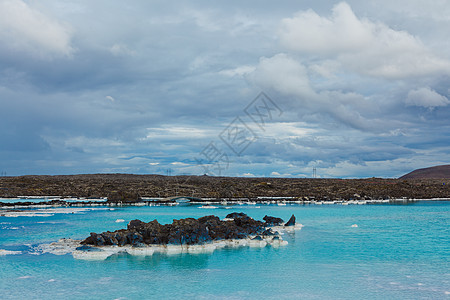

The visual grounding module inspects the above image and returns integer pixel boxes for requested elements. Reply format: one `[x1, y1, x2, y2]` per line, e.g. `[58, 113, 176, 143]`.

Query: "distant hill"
[399, 165, 450, 179]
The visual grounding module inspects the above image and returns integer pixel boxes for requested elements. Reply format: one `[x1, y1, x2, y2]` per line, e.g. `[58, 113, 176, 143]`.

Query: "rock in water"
[225, 212, 247, 219]
[284, 214, 296, 226]
[81, 213, 279, 247]
[263, 215, 284, 226]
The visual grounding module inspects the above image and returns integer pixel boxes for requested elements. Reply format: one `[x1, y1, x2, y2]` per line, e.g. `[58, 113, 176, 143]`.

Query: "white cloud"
[280, 2, 370, 55]
[308, 61, 340, 78]
[219, 65, 256, 77]
[405, 87, 450, 108]
[171, 162, 189, 166]
[249, 53, 387, 131]
[105, 96, 115, 102]
[263, 122, 317, 139]
[250, 53, 315, 98]
[0, 0, 74, 58]
[143, 126, 215, 140]
[279, 2, 450, 79]
[269, 171, 293, 177]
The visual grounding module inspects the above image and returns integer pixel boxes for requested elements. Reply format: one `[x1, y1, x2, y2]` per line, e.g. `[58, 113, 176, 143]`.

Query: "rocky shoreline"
[0, 174, 449, 203]
[2, 196, 447, 211]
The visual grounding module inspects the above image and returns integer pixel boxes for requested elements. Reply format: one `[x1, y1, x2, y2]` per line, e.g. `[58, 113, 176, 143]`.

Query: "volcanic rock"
[1, 174, 450, 201]
[285, 214, 296, 226]
[263, 215, 284, 226]
[107, 190, 141, 203]
[225, 212, 247, 219]
[81, 213, 283, 247]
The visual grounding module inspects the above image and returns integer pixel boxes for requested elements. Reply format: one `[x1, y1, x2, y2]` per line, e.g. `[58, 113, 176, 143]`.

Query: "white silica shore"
[32, 223, 301, 260]
[0, 249, 22, 256]
[199, 205, 218, 209]
[0, 207, 110, 217]
[270, 223, 304, 234]
[35, 238, 82, 255]
[71, 234, 292, 261]
[2, 198, 441, 211]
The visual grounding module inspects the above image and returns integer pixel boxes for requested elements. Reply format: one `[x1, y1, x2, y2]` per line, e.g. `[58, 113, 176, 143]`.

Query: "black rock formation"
[263, 215, 284, 226]
[81, 213, 288, 247]
[285, 214, 296, 226]
[225, 212, 247, 219]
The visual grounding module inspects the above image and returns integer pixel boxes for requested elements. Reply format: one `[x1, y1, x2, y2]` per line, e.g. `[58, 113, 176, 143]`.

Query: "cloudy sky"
[1, 0, 450, 178]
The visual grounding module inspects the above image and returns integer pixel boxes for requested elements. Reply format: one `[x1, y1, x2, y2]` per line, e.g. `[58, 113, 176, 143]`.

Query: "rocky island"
[71, 213, 297, 259]
[82, 212, 295, 247]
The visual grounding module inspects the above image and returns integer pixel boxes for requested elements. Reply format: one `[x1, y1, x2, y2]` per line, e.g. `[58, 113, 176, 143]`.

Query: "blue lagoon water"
[1, 201, 449, 299]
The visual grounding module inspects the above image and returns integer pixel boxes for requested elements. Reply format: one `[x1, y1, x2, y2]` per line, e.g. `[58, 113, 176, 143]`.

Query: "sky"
[0, 0, 450, 178]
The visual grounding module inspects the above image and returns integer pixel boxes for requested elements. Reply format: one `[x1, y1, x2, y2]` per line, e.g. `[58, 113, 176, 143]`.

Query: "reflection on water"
[112, 252, 212, 271]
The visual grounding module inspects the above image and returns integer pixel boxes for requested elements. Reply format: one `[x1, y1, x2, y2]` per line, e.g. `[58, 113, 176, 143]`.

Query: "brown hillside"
[399, 165, 450, 179]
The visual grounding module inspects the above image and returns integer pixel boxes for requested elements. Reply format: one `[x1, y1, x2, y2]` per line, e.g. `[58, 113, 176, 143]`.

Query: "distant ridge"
[399, 165, 450, 179]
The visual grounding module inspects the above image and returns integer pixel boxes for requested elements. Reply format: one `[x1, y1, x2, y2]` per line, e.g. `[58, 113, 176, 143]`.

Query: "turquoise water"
[1, 202, 449, 299]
